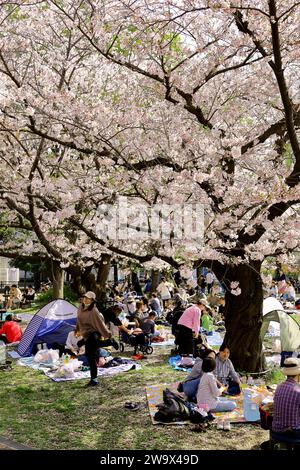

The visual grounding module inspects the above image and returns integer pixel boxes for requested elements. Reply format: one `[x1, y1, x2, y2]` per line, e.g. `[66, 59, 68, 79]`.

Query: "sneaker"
[110, 338, 119, 350]
[85, 380, 99, 387]
[216, 420, 224, 430]
[223, 420, 231, 431]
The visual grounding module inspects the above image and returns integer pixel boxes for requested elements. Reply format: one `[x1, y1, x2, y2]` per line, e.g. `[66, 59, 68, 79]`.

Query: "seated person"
[53, 324, 85, 357]
[0, 314, 23, 344]
[201, 309, 214, 335]
[149, 293, 162, 317]
[6, 285, 23, 309]
[103, 304, 135, 343]
[22, 285, 35, 304]
[272, 357, 300, 439]
[141, 311, 161, 339]
[197, 357, 237, 412]
[178, 348, 220, 402]
[215, 345, 241, 395]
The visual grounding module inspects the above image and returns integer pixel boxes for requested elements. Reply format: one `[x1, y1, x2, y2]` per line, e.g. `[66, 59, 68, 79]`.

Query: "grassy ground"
[0, 306, 284, 450]
[0, 346, 275, 451]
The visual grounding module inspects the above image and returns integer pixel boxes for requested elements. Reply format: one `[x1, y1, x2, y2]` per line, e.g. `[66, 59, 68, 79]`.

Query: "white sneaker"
[223, 420, 231, 431]
[216, 420, 224, 430]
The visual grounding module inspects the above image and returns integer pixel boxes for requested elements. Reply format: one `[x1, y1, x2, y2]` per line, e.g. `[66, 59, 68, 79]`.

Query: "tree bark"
[150, 269, 160, 293]
[51, 260, 64, 299]
[212, 260, 265, 372]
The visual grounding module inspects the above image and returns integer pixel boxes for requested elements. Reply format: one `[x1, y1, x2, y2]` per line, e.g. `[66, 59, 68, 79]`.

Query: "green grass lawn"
[0, 349, 272, 450]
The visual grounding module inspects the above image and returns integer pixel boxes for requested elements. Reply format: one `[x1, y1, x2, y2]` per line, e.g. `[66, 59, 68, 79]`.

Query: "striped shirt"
[272, 378, 300, 432]
[177, 305, 201, 334]
[216, 355, 239, 384]
[196, 372, 222, 410]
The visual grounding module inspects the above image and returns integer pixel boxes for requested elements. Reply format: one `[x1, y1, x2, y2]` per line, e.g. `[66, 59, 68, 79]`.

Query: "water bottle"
[0, 340, 6, 365]
[243, 389, 260, 421]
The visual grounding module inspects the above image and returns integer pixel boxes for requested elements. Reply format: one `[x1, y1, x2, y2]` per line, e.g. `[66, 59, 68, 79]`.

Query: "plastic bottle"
[0, 340, 6, 365]
[243, 389, 260, 421]
[64, 354, 69, 364]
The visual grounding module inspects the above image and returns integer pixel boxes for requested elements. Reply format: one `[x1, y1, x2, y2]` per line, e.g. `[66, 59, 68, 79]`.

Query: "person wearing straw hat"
[272, 357, 300, 438]
[176, 294, 211, 356]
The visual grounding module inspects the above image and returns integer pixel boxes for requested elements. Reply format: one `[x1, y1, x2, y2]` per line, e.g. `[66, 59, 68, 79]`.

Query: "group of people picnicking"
[1, 269, 299, 444]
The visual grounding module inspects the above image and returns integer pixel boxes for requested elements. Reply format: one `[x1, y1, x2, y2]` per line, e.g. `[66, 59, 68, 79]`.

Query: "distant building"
[0, 257, 20, 286]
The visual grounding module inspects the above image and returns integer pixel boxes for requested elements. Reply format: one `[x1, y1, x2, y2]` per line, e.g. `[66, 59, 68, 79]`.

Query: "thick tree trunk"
[150, 269, 160, 293]
[51, 260, 64, 299]
[95, 254, 112, 302]
[213, 261, 265, 372]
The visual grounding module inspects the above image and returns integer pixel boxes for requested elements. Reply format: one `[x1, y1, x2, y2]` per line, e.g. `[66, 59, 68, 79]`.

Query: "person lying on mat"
[215, 345, 241, 395]
[197, 357, 237, 412]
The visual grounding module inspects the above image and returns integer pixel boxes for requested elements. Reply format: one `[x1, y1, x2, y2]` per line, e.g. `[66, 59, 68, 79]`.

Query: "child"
[197, 357, 237, 412]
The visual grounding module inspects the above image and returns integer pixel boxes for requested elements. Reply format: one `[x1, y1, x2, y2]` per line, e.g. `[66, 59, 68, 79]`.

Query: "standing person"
[272, 357, 300, 439]
[176, 294, 210, 356]
[157, 277, 172, 309]
[205, 270, 214, 295]
[0, 314, 23, 344]
[149, 293, 162, 317]
[143, 278, 152, 295]
[76, 292, 117, 387]
[200, 276, 207, 294]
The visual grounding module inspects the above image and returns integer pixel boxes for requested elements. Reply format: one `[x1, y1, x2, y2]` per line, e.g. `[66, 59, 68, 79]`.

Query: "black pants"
[0, 335, 8, 344]
[176, 325, 194, 355]
[85, 332, 112, 380]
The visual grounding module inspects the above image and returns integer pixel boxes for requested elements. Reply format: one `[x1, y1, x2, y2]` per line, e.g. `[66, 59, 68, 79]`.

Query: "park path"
[0, 436, 35, 450]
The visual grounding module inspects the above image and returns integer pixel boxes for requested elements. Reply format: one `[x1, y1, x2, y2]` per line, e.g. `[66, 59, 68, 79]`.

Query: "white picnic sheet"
[17, 357, 141, 382]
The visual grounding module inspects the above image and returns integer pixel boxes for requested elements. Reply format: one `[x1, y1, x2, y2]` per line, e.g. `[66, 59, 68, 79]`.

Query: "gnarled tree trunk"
[213, 260, 265, 372]
[51, 260, 64, 299]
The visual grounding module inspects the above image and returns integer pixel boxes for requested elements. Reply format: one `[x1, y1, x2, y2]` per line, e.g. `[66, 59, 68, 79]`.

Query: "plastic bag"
[33, 349, 59, 364]
[54, 363, 75, 378]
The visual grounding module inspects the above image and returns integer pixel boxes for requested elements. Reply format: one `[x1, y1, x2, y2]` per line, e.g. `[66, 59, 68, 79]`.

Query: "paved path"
[0, 436, 35, 450]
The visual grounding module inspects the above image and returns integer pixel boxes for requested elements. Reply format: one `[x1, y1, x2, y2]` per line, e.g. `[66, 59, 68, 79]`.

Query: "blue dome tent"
[18, 299, 77, 357]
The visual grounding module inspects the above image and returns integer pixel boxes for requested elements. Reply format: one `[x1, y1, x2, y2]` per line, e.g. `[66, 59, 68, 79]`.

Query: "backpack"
[154, 388, 191, 422]
[154, 388, 216, 424]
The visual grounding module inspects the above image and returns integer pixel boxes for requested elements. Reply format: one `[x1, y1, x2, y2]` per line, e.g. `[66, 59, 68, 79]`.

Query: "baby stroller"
[119, 327, 153, 355]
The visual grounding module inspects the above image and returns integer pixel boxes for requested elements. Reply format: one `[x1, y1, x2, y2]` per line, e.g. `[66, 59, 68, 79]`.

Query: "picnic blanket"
[146, 382, 273, 425]
[151, 339, 175, 347]
[169, 355, 194, 372]
[17, 357, 141, 382]
[206, 331, 223, 347]
[146, 382, 189, 425]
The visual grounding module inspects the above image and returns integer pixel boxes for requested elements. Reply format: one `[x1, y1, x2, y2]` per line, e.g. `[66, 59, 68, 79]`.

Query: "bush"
[36, 285, 79, 305]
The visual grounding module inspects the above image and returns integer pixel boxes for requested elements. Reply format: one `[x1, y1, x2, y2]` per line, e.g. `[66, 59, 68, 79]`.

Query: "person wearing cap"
[272, 357, 300, 438]
[76, 291, 115, 387]
[176, 294, 209, 356]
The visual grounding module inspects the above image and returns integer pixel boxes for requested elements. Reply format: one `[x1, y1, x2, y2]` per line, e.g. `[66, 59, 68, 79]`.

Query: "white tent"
[261, 297, 300, 351]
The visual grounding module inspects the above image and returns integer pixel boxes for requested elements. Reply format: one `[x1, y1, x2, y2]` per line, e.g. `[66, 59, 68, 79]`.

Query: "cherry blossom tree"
[1, 0, 300, 370]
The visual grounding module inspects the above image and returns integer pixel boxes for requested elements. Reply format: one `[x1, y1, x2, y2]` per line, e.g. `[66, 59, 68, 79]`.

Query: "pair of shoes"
[124, 402, 140, 411]
[85, 380, 99, 387]
[110, 338, 119, 350]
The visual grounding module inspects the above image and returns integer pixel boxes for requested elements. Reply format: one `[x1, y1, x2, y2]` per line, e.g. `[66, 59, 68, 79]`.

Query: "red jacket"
[0, 321, 23, 343]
